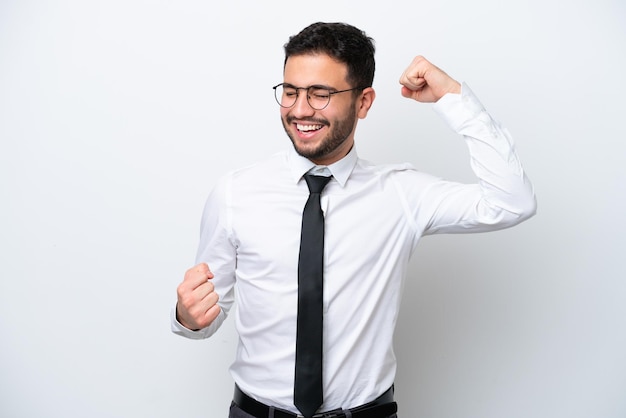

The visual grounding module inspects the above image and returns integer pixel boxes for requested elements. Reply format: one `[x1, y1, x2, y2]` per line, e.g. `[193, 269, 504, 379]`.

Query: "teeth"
[297, 124, 322, 132]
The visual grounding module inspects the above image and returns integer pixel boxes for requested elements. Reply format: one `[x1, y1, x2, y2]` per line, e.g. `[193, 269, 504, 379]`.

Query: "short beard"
[282, 105, 357, 162]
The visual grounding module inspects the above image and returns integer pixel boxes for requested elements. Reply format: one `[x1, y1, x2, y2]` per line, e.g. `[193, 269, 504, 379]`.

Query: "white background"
[1, 1, 625, 417]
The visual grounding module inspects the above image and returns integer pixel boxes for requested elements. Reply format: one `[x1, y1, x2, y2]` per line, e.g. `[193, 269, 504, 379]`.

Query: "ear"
[357, 87, 376, 119]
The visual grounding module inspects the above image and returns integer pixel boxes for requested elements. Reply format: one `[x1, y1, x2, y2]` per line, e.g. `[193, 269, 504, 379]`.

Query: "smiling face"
[280, 53, 375, 166]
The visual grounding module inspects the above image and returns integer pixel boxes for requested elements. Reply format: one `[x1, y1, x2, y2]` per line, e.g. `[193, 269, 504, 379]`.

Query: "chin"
[290, 136, 321, 157]
[294, 145, 321, 160]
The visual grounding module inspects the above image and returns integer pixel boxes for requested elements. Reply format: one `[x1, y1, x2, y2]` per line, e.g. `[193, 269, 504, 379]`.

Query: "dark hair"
[283, 22, 375, 89]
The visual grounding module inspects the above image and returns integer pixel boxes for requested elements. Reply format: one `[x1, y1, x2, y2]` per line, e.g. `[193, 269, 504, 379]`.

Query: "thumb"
[400, 85, 419, 99]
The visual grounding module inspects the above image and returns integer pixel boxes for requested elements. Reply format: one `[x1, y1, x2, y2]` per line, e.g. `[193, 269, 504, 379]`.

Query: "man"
[172, 22, 536, 418]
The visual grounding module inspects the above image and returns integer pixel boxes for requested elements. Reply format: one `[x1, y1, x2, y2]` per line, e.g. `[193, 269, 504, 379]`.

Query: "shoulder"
[208, 151, 294, 204]
[231, 151, 287, 177]
[355, 157, 436, 181]
[213, 151, 289, 186]
[352, 157, 443, 198]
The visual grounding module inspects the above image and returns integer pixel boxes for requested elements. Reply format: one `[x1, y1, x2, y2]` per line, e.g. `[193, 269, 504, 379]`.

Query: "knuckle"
[208, 292, 219, 305]
[178, 289, 198, 309]
[176, 282, 187, 298]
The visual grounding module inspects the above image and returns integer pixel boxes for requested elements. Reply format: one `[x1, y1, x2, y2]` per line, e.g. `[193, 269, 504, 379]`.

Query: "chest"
[231, 183, 414, 274]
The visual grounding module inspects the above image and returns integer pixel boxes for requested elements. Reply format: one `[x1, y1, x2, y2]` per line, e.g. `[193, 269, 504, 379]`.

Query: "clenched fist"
[176, 263, 221, 331]
[399, 55, 461, 103]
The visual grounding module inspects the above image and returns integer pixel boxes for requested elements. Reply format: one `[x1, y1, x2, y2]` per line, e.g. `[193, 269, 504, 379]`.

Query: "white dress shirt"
[171, 83, 536, 413]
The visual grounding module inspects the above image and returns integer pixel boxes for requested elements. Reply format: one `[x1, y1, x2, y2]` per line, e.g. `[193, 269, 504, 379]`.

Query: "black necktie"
[294, 173, 332, 418]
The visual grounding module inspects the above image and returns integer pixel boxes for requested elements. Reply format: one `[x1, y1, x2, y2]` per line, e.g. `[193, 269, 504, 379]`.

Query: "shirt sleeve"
[170, 174, 237, 339]
[417, 82, 537, 235]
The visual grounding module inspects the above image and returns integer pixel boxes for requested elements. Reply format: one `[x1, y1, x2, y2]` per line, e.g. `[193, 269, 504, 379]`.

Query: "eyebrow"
[282, 83, 338, 91]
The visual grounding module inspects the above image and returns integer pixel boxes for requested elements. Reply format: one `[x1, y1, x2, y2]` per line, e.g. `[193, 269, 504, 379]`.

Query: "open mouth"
[296, 123, 324, 133]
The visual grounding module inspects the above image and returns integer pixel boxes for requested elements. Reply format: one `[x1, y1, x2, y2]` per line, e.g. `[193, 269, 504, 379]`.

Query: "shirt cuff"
[432, 82, 486, 132]
[170, 306, 214, 340]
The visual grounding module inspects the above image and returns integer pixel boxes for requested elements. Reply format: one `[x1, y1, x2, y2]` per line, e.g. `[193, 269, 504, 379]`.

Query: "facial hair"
[281, 105, 358, 162]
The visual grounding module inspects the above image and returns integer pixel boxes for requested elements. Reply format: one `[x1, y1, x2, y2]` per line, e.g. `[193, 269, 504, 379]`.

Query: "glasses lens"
[273, 85, 332, 110]
[307, 87, 331, 110]
[274, 85, 296, 108]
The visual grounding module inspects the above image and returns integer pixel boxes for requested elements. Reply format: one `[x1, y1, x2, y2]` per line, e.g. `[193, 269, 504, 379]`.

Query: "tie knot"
[304, 174, 331, 194]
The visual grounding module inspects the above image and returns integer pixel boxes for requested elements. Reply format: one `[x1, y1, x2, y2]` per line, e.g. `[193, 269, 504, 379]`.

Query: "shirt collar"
[287, 146, 357, 187]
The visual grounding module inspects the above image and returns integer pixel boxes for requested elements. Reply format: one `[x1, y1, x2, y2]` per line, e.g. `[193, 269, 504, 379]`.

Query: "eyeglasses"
[272, 83, 366, 110]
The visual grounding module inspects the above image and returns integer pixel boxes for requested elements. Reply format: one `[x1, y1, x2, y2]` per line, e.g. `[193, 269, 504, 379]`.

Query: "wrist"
[175, 303, 200, 331]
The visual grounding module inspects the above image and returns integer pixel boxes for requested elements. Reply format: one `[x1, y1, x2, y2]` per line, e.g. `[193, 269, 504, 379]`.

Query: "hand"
[176, 263, 221, 330]
[399, 56, 461, 103]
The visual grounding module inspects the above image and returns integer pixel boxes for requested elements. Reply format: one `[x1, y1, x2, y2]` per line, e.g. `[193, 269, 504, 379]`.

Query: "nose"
[289, 90, 316, 118]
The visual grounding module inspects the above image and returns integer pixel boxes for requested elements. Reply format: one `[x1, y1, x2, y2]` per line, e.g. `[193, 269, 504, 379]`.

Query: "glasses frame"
[272, 83, 367, 110]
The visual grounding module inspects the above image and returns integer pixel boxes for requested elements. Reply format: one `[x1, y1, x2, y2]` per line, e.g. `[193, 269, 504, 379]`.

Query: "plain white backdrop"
[1, 1, 625, 417]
